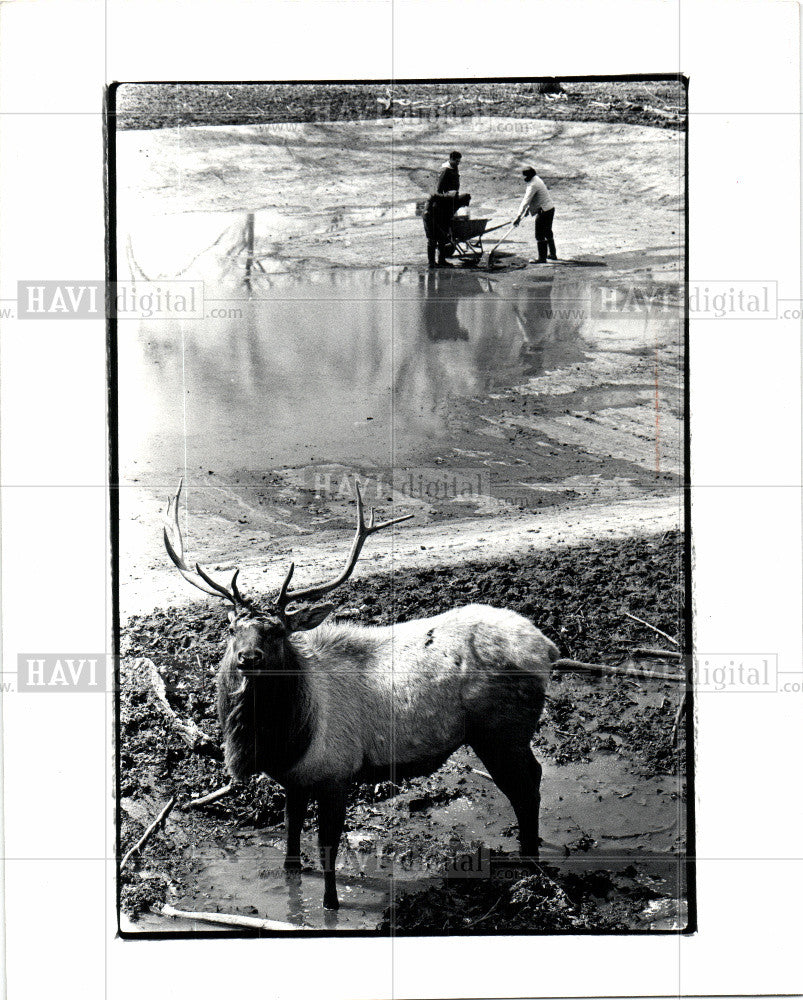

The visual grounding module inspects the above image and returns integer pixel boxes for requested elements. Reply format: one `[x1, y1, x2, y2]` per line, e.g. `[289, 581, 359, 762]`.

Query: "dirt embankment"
[120, 530, 687, 932]
[115, 81, 686, 132]
[120, 493, 681, 618]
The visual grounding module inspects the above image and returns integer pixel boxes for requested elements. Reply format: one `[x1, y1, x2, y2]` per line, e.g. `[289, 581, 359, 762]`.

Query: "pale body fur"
[284, 604, 558, 785]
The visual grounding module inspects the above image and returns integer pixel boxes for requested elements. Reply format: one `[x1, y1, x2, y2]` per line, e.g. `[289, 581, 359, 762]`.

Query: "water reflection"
[119, 217, 681, 484]
[421, 270, 485, 341]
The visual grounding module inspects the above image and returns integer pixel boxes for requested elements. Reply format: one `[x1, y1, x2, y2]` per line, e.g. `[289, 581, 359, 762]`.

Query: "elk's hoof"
[520, 838, 541, 860]
[323, 892, 340, 910]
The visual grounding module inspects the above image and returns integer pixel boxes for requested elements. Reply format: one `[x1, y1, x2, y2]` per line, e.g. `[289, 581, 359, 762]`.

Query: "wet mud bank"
[120, 530, 688, 933]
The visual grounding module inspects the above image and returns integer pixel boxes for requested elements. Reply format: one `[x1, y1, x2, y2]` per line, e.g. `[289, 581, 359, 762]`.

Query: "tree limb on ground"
[156, 903, 304, 932]
[183, 782, 237, 809]
[629, 647, 682, 660]
[624, 612, 680, 648]
[145, 659, 223, 761]
[671, 693, 688, 745]
[121, 796, 177, 869]
[552, 658, 684, 684]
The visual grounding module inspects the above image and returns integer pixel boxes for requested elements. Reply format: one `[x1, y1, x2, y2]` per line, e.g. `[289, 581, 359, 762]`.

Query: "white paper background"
[0, 1, 801, 997]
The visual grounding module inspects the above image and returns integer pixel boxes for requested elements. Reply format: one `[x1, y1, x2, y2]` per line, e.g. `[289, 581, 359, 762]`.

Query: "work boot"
[547, 237, 557, 260]
[436, 259, 454, 268]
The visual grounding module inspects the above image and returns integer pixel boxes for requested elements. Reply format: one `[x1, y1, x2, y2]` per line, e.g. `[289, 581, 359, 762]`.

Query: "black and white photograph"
[2, 1, 802, 997]
[112, 78, 689, 935]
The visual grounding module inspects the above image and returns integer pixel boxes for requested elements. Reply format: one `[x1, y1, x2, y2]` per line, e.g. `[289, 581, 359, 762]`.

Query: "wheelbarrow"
[445, 217, 516, 267]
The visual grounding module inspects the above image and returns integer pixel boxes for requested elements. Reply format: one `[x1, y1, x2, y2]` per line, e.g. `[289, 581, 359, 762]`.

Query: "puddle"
[126, 751, 684, 934]
[118, 225, 682, 516]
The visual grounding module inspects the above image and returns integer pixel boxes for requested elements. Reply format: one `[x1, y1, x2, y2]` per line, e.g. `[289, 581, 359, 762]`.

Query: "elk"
[164, 481, 558, 909]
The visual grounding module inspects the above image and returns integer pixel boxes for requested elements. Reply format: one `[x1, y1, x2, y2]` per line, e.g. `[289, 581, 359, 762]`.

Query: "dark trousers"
[423, 216, 450, 266]
[534, 208, 556, 261]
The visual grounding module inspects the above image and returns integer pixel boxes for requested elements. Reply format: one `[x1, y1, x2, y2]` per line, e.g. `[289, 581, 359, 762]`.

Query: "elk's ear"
[284, 602, 336, 633]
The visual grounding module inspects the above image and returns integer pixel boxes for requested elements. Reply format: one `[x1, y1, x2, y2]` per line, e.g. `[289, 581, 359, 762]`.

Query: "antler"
[276, 483, 413, 610]
[163, 480, 244, 606]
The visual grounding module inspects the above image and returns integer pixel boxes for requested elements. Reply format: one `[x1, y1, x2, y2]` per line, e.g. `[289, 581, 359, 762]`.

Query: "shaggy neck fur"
[217, 635, 315, 783]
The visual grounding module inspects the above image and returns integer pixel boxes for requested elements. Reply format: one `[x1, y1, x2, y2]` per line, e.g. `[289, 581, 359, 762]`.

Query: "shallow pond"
[118, 256, 682, 512]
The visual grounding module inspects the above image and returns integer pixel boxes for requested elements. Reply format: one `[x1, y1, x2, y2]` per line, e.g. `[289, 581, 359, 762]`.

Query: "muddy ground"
[116, 117, 684, 277]
[119, 530, 688, 934]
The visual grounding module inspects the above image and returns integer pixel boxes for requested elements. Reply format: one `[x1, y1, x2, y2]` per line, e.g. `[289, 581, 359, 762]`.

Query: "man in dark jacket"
[423, 191, 471, 268]
[436, 151, 462, 194]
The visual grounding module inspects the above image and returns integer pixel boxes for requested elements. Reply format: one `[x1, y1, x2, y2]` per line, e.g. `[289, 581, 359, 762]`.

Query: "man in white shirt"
[513, 166, 557, 263]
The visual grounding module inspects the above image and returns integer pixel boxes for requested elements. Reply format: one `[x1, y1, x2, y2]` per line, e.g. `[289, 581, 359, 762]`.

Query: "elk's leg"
[316, 784, 348, 910]
[284, 786, 310, 870]
[470, 739, 542, 857]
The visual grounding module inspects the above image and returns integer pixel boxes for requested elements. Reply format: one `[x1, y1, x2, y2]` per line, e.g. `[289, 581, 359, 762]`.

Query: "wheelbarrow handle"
[483, 219, 516, 235]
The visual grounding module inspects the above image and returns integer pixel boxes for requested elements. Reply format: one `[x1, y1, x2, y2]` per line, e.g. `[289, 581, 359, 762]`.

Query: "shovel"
[486, 219, 518, 270]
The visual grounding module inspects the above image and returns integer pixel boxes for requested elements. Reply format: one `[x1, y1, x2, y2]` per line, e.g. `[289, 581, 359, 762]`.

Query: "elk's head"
[163, 480, 412, 677]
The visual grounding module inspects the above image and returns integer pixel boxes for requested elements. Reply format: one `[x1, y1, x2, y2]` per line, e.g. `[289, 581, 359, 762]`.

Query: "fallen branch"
[642, 105, 681, 120]
[469, 767, 492, 781]
[630, 647, 682, 660]
[671, 693, 688, 746]
[146, 659, 223, 761]
[121, 796, 177, 869]
[465, 895, 504, 928]
[184, 782, 237, 809]
[624, 612, 680, 648]
[156, 903, 303, 932]
[599, 821, 678, 840]
[552, 658, 684, 684]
